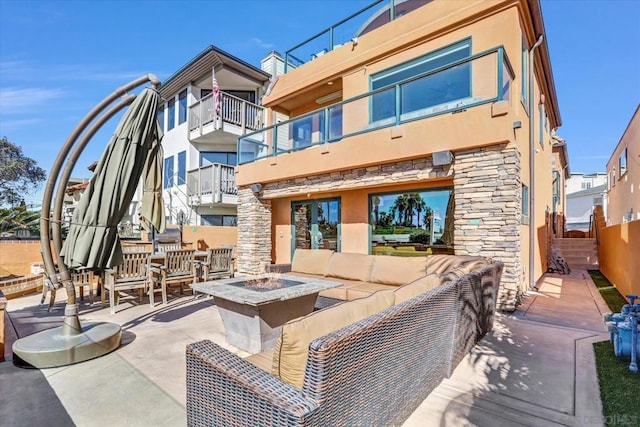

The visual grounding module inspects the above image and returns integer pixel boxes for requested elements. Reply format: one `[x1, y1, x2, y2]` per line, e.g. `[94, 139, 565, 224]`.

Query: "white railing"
[188, 91, 265, 136]
[186, 163, 237, 204]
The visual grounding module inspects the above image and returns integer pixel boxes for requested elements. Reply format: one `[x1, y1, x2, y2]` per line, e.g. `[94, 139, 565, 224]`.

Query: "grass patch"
[588, 270, 629, 313]
[593, 341, 640, 426]
[590, 270, 639, 426]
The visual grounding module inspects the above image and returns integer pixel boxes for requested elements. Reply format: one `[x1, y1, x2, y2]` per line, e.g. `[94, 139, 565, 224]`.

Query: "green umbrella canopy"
[61, 87, 165, 270]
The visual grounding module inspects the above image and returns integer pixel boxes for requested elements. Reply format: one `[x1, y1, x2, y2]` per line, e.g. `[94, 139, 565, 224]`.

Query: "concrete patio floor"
[1, 269, 610, 426]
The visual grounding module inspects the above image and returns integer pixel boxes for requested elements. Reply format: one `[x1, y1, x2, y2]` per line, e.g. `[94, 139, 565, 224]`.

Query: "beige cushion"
[272, 289, 395, 388]
[425, 255, 490, 275]
[346, 282, 397, 300]
[325, 252, 375, 282]
[394, 274, 442, 304]
[245, 348, 274, 372]
[291, 249, 334, 275]
[369, 255, 428, 285]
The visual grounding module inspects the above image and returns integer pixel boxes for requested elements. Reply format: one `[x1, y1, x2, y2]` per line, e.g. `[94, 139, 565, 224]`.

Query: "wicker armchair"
[186, 262, 503, 426]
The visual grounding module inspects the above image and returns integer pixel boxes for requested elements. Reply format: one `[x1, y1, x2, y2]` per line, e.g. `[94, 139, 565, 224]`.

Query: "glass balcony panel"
[285, 111, 326, 151]
[239, 130, 270, 164]
[328, 105, 343, 141]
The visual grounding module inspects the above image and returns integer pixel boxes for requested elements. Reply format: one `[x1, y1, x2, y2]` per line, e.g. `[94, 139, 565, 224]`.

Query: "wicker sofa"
[186, 250, 503, 426]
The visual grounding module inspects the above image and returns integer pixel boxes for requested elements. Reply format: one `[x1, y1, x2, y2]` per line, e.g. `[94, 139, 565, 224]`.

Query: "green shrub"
[409, 229, 430, 245]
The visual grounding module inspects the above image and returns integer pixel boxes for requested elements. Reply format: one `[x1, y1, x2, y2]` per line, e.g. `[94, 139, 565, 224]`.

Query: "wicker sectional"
[186, 252, 503, 426]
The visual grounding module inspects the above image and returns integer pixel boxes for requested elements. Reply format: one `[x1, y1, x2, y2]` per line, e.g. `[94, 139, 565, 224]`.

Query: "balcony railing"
[186, 163, 237, 204]
[188, 91, 265, 136]
[284, 0, 424, 72]
[239, 46, 514, 165]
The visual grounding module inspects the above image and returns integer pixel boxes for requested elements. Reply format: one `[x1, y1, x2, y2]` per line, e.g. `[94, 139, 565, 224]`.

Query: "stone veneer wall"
[237, 188, 272, 275]
[453, 144, 522, 311]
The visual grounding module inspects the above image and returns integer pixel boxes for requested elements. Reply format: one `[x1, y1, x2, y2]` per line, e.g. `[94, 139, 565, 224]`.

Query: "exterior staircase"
[552, 238, 599, 270]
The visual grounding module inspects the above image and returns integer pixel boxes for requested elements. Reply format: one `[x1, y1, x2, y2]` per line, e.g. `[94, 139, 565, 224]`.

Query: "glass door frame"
[291, 197, 341, 258]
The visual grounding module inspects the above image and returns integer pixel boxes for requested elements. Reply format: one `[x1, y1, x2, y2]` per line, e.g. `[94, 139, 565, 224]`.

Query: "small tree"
[0, 137, 46, 207]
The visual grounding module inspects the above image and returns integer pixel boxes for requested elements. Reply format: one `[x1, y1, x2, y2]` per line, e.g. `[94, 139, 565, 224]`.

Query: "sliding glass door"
[292, 198, 340, 254]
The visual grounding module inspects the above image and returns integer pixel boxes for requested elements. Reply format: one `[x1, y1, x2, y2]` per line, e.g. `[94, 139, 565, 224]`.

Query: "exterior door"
[292, 199, 340, 254]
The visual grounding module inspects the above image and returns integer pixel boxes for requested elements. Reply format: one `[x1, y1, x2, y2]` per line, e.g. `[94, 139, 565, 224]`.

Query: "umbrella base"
[12, 322, 122, 368]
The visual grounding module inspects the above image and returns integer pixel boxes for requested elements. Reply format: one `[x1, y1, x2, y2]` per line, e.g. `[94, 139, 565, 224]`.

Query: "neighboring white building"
[154, 46, 272, 228]
[565, 172, 607, 231]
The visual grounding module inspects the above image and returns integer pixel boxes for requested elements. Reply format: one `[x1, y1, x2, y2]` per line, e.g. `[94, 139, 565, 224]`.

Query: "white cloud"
[249, 37, 275, 50]
[0, 87, 67, 114]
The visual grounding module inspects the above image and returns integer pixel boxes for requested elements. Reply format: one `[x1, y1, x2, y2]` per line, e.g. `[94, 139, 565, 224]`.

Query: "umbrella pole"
[13, 75, 160, 368]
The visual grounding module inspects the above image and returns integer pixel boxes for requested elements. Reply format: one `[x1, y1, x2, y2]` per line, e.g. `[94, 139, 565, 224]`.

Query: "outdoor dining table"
[149, 250, 208, 264]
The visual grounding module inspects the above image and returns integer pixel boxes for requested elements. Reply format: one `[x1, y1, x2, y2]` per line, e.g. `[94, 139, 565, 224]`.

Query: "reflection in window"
[178, 89, 187, 125]
[163, 156, 174, 189]
[369, 188, 454, 256]
[200, 151, 238, 166]
[619, 148, 627, 178]
[168, 98, 176, 130]
[370, 40, 471, 123]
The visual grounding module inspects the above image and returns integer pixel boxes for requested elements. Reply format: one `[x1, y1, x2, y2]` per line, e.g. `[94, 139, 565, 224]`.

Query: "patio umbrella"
[139, 141, 167, 235]
[61, 87, 165, 270]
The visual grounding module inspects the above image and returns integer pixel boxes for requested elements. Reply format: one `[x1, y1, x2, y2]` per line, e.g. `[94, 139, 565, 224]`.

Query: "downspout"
[529, 35, 544, 290]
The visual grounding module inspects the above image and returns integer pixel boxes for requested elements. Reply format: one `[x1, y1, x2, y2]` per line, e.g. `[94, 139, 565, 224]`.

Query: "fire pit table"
[192, 273, 341, 353]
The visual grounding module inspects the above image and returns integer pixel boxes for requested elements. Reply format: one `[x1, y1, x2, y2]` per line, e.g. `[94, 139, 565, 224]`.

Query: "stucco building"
[235, 0, 565, 310]
[605, 104, 639, 226]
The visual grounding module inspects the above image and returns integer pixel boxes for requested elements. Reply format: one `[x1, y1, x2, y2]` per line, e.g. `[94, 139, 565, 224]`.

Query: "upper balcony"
[238, 46, 514, 173]
[283, 0, 429, 73]
[188, 91, 265, 144]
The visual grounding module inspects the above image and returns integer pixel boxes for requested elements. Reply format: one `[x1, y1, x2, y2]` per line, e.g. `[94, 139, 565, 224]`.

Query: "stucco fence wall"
[0, 225, 238, 279]
[598, 219, 640, 300]
[0, 240, 44, 277]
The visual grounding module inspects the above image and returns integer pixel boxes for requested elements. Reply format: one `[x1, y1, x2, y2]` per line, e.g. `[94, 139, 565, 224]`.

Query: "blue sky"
[1, 0, 639, 206]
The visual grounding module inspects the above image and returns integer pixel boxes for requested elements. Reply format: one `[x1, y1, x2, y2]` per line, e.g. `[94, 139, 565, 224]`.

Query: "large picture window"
[201, 215, 237, 227]
[369, 188, 454, 256]
[370, 40, 471, 123]
[200, 151, 237, 167]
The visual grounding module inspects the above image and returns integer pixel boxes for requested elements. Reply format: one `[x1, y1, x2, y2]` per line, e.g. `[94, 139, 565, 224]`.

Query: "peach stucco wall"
[605, 106, 639, 226]
[598, 219, 640, 300]
[243, 0, 560, 290]
[0, 241, 43, 277]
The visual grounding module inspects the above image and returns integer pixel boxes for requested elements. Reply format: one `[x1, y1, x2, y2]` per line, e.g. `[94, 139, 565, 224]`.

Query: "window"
[370, 39, 471, 123]
[163, 156, 174, 189]
[521, 184, 529, 224]
[226, 90, 256, 104]
[201, 215, 237, 227]
[167, 97, 176, 131]
[611, 168, 616, 188]
[200, 152, 237, 166]
[369, 188, 454, 254]
[177, 151, 186, 185]
[521, 35, 529, 111]
[178, 89, 187, 125]
[581, 181, 592, 190]
[619, 148, 627, 178]
[157, 105, 165, 132]
[539, 104, 545, 147]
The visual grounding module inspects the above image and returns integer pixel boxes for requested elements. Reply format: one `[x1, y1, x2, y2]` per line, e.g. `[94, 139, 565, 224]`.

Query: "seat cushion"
[369, 255, 428, 285]
[245, 348, 275, 372]
[325, 252, 375, 282]
[318, 278, 367, 300]
[291, 249, 335, 275]
[394, 274, 442, 304]
[272, 289, 395, 388]
[346, 282, 397, 301]
[425, 255, 491, 275]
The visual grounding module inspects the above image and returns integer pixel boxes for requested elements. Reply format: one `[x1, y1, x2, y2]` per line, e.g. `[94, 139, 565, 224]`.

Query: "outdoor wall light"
[250, 183, 263, 193]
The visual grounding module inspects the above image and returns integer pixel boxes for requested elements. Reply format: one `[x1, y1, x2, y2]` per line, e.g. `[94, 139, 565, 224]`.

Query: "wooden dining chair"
[197, 246, 235, 282]
[149, 249, 197, 306]
[102, 251, 151, 314]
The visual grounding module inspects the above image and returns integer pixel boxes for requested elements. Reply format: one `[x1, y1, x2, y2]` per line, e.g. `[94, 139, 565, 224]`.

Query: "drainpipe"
[529, 35, 544, 290]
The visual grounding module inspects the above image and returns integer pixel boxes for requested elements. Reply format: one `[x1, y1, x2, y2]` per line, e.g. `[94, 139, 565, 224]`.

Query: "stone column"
[237, 187, 272, 275]
[454, 144, 523, 311]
